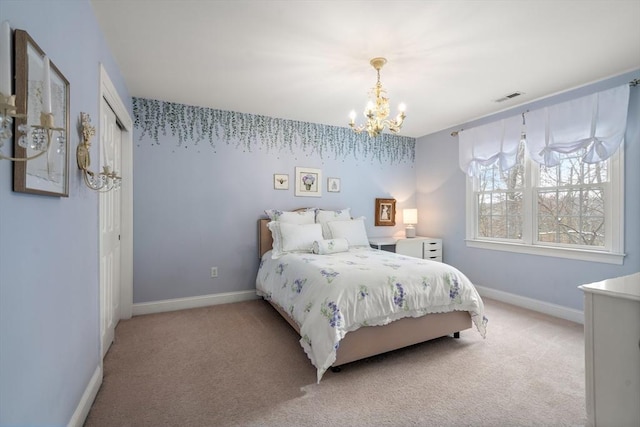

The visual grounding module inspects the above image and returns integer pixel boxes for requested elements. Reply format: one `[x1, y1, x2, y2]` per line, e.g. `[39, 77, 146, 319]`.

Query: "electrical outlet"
[210, 267, 218, 278]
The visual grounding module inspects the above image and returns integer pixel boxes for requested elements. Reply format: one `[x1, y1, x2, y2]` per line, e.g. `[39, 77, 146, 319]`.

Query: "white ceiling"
[90, 0, 640, 138]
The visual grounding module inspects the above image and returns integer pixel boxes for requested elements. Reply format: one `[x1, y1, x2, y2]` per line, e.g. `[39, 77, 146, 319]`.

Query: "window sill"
[465, 239, 625, 265]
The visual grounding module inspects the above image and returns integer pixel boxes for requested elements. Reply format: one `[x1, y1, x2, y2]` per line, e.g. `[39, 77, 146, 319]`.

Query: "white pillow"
[264, 209, 315, 224]
[327, 217, 369, 247]
[315, 208, 351, 238]
[267, 221, 323, 259]
[311, 238, 350, 255]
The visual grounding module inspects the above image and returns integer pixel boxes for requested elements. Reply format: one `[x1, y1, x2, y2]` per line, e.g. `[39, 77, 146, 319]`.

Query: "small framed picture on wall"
[327, 177, 340, 192]
[295, 167, 322, 197]
[375, 198, 396, 226]
[273, 174, 289, 190]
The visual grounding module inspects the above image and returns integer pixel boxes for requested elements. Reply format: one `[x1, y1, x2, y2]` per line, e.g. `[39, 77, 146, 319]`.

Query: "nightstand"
[369, 236, 443, 262]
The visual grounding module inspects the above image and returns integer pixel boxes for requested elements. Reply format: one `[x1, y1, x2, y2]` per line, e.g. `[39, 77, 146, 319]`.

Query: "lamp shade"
[403, 208, 418, 225]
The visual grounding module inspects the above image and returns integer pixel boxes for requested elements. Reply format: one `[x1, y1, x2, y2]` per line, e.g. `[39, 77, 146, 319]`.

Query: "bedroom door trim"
[99, 64, 133, 323]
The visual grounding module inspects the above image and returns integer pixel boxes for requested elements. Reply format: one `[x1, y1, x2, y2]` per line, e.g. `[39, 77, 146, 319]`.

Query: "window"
[476, 142, 525, 241]
[537, 149, 607, 247]
[467, 143, 624, 264]
[461, 85, 629, 265]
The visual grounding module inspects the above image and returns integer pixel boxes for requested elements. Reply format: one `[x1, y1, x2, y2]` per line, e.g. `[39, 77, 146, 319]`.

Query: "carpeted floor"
[84, 297, 586, 426]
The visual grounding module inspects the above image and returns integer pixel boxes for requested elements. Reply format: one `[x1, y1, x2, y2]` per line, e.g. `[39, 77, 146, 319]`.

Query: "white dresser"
[368, 236, 442, 262]
[579, 272, 640, 427]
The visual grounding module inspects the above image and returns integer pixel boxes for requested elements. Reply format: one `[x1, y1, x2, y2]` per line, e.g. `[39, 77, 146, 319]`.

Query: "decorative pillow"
[315, 208, 351, 238]
[311, 238, 350, 255]
[265, 209, 315, 224]
[267, 221, 323, 259]
[326, 217, 369, 247]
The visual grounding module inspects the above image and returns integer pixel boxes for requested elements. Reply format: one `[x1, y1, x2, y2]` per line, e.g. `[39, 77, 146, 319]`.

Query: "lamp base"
[405, 227, 416, 238]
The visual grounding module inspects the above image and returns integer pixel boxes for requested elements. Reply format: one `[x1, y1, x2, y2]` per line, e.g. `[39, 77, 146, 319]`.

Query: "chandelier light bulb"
[365, 101, 375, 114]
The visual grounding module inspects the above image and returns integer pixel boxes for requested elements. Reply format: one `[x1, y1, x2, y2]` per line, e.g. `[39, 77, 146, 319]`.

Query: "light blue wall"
[0, 1, 130, 425]
[132, 103, 417, 302]
[416, 71, 640, 311]
[1, 2, 634, 424]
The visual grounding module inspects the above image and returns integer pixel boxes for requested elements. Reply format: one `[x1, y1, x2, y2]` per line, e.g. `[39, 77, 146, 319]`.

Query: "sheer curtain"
[458, 115, 522, 177]
[458, 84, 630, 175]
[525, 85, 630, 166]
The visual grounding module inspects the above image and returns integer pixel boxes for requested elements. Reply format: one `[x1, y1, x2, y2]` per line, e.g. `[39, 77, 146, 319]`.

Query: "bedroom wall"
[0, 1, 131, 425]
[132, 101, 417, 303]
[415, 70, 640, 312]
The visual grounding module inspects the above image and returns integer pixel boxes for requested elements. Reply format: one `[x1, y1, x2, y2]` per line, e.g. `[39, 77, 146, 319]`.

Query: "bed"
[256, 210, 487, 382]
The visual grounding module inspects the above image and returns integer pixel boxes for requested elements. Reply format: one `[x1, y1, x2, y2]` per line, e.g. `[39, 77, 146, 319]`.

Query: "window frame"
[465, 145, 625, 265]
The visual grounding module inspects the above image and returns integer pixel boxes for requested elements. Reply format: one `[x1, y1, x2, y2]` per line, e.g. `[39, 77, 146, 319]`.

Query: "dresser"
[578, 272, 640, 427]
[368, 236, 442, 262]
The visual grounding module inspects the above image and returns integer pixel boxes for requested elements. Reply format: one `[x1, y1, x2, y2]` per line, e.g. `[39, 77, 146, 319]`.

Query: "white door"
[100, 98, 122, 358]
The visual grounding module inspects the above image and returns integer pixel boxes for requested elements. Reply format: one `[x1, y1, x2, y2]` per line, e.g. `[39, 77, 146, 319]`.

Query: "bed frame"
[257, 217, 472, 368]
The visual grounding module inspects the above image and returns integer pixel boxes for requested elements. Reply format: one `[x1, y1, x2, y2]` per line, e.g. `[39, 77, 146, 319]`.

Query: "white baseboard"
[132, 290, 259, 316]
[67, 365, 102, 427]
[474, 285, 584, 324]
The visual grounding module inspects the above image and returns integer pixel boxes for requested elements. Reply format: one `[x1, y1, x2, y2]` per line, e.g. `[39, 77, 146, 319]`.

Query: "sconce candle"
[42, 56, 51, 114]
[0, 21, 10, 96]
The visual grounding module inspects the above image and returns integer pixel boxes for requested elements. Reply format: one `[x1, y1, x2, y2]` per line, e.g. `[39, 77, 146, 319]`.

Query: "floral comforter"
[256, 247, 487, 382]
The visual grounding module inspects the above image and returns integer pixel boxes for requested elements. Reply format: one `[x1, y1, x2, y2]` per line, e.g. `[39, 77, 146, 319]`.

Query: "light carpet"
[85, 297, 586, 426]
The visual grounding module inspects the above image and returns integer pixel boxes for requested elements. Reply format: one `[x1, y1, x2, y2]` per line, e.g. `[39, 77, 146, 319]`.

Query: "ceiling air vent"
[494, 91, 524, 103]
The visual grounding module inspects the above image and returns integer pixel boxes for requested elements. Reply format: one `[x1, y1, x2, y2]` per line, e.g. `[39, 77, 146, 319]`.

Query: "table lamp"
[403, 208, 418, 238]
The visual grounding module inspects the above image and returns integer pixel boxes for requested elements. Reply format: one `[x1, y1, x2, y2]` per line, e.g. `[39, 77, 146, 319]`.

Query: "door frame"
[99, 64, 133, 323]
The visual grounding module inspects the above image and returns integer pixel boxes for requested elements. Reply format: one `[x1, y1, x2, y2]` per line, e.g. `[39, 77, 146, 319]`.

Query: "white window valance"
[458, 84, 630, 175]
[458, 115, 523, 177]
[526, 85, 630, 166]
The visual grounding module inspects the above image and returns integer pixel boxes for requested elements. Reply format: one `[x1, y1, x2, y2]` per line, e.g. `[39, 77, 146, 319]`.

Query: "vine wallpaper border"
[133, 97, 415, 164]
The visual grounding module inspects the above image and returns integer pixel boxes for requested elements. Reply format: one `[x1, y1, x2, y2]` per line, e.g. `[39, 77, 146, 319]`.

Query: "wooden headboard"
[258, 218, 272, 259]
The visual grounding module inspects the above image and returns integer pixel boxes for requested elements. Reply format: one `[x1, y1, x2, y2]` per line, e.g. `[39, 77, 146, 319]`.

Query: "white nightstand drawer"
[424, 248, 442, 262]
[370, 236, 444, 262]
[424, 248, 442, 257]
[423, 240, 442, 250]
[422, 239, 442, 262]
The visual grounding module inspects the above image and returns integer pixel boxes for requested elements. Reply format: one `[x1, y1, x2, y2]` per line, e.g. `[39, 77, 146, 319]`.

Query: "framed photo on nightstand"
[375, 198, 396, 226]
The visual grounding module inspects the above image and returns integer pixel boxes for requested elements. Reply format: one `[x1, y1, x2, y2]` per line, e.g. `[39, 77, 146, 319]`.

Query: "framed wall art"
[375, 198, 396, 226]
[273, 173, 289, 190]
[13, 29, 70, 197]
[327, 177, 340, 193]
[294, 166, 321, 197]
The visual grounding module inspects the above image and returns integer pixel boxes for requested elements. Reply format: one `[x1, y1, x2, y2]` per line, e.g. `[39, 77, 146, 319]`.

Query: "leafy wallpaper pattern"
[133, 97, 415, 163]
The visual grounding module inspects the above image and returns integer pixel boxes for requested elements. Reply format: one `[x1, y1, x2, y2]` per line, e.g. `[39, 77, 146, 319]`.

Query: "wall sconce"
[76, 112, 121, 192]
[403, 208, 418, 238]
[0, 21, 63, 162]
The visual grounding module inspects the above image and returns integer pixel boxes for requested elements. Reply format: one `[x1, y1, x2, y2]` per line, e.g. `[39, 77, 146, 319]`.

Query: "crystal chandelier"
[349, 57, 406, 137]
[76, 112, 121, 192]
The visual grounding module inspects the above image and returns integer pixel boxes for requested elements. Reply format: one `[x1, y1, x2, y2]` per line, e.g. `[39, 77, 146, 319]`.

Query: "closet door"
[100, 98, 122, 358]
